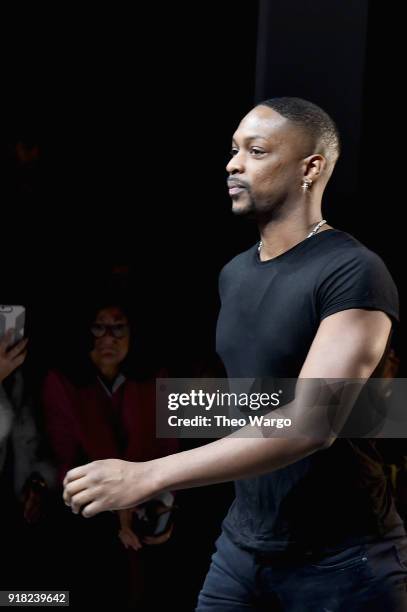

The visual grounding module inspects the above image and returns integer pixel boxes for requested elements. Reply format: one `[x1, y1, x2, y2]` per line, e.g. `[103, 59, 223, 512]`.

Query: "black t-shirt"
[216, 229, 402, 554]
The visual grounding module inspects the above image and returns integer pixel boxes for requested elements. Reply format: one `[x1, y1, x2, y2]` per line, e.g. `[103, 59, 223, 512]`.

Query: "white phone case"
[0, 305, 26, 344]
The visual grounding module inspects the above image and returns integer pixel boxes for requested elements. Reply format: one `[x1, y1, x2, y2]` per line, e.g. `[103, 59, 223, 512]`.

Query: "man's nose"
[226, 152, 244, 174]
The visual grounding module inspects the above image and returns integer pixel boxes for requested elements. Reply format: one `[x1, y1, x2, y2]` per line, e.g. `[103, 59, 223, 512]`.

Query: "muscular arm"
[63, 309, 392, 517]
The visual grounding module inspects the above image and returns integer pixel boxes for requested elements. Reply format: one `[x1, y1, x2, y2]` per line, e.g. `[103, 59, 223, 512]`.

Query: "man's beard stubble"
[232, 191, 284, 222]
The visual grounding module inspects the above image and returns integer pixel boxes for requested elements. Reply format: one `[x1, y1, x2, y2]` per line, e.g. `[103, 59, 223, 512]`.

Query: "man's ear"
[303, 154, 327, 183]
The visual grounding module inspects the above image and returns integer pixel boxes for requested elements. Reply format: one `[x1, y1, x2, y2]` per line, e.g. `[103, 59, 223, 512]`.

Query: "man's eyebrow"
[232, 135, 269, 145]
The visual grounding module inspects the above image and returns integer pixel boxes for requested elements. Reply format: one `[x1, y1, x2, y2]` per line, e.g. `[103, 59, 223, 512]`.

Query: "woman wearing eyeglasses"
[41, 299, 178, 607]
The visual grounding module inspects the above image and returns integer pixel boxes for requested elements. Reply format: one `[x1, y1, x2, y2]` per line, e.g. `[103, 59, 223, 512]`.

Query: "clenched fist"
[63, 458, 161, 518]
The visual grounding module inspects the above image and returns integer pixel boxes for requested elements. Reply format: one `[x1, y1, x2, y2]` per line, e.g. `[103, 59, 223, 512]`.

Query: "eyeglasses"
[90, 323, 130, 339]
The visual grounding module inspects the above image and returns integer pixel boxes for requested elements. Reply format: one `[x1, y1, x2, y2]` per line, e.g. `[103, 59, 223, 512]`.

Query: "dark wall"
[254, 0, 405, 370]
[255, 0, 368, 228]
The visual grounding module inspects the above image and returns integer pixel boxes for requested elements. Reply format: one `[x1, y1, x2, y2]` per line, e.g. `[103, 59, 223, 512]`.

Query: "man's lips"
[228, 182, 248, 195]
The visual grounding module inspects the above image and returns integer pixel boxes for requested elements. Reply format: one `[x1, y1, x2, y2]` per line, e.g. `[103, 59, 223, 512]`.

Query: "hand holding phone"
[0, 305, 25, 346]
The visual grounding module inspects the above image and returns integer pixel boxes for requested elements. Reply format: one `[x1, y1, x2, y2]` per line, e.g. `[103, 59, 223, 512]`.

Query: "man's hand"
[0, 330, 28, 383]
[63, 458, 159, 518]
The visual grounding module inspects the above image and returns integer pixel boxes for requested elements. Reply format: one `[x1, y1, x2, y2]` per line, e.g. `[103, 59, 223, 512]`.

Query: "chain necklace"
[258, 219, 327, 254]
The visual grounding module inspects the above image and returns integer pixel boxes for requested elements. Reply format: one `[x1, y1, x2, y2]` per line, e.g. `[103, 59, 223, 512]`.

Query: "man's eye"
[230, 148, 239, 157]
[250, 148, 264, 155]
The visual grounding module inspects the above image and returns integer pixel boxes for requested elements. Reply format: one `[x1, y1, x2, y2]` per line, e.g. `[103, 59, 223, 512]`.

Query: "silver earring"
[302, 178, 312, 191]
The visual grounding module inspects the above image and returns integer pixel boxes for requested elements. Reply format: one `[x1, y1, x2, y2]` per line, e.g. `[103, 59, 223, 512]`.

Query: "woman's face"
[90, 306, 130, 373]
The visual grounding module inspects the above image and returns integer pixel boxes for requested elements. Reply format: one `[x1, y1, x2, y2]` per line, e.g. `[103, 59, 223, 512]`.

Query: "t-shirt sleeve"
[316, 248, 399, 323]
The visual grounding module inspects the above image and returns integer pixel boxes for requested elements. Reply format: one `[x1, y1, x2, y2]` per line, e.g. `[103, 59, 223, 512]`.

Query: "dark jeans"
[196, 528, 407, 611]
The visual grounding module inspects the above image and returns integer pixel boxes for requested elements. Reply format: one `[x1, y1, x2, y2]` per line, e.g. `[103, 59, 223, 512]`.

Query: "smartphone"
[0, 305, 26, 346]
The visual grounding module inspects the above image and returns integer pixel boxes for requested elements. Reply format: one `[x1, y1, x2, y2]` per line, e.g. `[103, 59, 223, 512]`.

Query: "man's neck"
[258, 208, 329, 262]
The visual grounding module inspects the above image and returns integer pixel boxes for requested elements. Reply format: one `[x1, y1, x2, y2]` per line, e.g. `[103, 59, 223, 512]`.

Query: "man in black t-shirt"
[216, 227, 402, 553]
[63, 98, 407, 610]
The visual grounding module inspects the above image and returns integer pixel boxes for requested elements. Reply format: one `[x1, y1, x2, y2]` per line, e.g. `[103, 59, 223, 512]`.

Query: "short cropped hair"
[257, 96, 341, 167]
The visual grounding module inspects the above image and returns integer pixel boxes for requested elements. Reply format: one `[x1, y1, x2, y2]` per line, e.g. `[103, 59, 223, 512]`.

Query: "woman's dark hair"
[55, 294, 157, 386]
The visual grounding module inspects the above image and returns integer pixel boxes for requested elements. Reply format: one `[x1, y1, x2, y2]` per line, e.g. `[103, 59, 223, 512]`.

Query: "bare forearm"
[62, 400, 333, 516]
[151, 380, 350, 495]
[152, 434, 323, 494]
